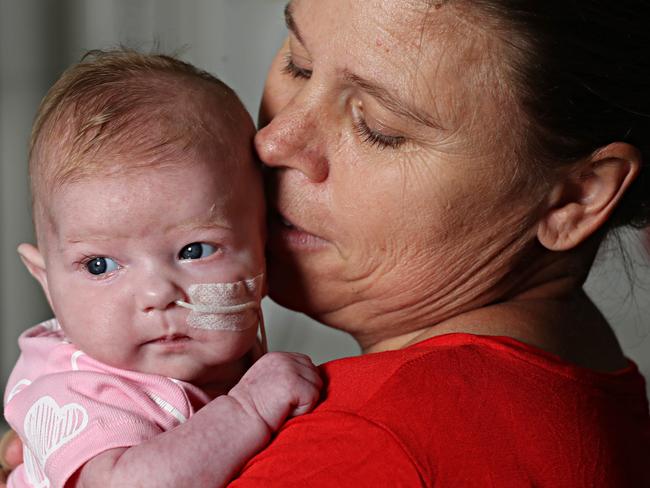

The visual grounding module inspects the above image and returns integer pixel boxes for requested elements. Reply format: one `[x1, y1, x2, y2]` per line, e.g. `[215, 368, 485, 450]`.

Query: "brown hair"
[458, 0, 650, 230]
[29, 48, 238, 232]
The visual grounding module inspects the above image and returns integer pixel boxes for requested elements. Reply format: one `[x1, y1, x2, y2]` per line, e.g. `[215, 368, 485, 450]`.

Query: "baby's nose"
[136, 273, 183, 313]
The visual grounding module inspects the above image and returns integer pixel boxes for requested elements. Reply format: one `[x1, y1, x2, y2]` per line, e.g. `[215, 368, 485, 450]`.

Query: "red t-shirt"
[231, 333, 650, 487]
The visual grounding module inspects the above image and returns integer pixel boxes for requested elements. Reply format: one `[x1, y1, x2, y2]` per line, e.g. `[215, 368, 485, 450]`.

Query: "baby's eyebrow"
[174, 207, 234, 233]
[64, 219, 232, 244]
[65, 236, 109, 244]
[174, 219, 233, 233]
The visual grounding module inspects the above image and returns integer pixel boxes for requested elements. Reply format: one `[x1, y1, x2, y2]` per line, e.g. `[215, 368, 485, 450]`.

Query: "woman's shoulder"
[319, 332, 648, 413]
[237, 334, 649, 487]
[311, 333, 650, 486]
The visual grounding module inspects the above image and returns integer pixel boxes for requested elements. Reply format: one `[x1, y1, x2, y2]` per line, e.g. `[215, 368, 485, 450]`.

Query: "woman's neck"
[361, 250, 627, 373]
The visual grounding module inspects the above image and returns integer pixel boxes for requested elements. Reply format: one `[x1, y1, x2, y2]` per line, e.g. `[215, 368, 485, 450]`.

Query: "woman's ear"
[17, 243, 53, 307]
[537, 142, 641, 251]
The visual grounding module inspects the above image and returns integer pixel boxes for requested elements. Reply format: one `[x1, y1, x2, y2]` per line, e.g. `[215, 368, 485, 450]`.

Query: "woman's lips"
[269, 212, 330, 251]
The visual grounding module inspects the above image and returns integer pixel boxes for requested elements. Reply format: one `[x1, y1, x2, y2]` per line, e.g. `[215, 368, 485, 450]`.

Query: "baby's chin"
[163, 358, 251, 398]
[136, 346, 251, 386]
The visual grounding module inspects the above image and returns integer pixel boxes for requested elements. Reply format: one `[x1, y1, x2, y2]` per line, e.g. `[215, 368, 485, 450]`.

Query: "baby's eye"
[178, 243, 218, 261]
[86, 257, 119, 276]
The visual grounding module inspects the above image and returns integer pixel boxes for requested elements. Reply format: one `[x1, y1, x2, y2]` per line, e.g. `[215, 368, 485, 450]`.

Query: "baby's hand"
[228, 352, 322, 432]
[0, 430, 22, 488]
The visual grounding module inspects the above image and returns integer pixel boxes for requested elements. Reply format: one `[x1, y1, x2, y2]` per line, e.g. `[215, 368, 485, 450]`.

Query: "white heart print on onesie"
[22, 396, 89, 487]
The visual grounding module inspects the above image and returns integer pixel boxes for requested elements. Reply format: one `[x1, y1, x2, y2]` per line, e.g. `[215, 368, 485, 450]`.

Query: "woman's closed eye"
[353, 117, 406, 150]
[351, 103, 406, 150]
[178, 242, 219, 261]
[282, 54, 312, 80]
[283, 54, 406, 150]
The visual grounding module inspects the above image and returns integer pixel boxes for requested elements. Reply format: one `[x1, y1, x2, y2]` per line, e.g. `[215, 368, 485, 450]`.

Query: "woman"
[3, 0, 650, 486]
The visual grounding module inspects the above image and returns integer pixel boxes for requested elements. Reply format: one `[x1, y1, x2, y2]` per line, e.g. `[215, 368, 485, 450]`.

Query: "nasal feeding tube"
[175, 274, 267, 352]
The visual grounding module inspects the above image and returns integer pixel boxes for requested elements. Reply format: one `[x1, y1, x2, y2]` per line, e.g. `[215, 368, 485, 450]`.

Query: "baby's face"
[36, 139, 265, 388]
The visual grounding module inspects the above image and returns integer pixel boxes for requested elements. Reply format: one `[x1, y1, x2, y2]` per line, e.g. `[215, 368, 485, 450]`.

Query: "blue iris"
[178, 243, 217, 260]
[86, 257, 118, 275]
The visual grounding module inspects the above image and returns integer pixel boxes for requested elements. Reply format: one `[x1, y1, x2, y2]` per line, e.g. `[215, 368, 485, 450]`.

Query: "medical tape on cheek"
[175, 274, 264, 331]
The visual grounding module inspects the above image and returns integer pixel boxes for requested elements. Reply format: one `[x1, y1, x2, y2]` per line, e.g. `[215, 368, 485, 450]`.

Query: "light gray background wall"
[1, 0, 648, 430]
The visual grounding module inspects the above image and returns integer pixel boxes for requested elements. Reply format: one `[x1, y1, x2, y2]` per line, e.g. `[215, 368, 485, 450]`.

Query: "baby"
[2, 50, 321, 488]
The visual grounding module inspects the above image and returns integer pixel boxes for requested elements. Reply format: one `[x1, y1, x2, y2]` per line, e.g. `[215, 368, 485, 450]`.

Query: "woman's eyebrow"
[285, 1, 442, 131]
[345, 71, 444, 130]
[284, 2, 306, 46]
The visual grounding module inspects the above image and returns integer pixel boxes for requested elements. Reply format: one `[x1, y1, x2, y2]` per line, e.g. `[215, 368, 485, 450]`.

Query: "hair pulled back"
[470, 0, 650, 229]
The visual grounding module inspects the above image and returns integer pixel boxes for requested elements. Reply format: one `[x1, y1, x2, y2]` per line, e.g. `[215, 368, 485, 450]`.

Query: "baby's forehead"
[42, 154, 260, 239]
[39, 126, 258, 231]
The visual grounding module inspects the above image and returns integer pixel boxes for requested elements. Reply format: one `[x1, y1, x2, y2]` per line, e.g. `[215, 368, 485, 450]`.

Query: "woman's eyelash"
[282, 53, 403, 150]
[282, 54, 312, 79]
[354, 118, 406, 150]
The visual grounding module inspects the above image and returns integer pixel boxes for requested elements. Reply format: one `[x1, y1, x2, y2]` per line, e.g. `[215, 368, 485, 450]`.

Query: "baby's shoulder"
[14, 319, 84, 376]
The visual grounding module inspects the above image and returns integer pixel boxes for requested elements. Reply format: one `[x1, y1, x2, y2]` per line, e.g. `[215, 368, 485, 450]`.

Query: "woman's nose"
[255, 93, 329, 183]
[135, 272, 183, 313]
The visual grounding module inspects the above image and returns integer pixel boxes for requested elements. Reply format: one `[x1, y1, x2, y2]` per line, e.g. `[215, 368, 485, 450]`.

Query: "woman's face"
[256, 0, 543, 349]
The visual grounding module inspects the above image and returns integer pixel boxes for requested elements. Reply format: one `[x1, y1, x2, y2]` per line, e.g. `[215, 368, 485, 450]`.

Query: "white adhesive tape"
[175, 274, 264, 331]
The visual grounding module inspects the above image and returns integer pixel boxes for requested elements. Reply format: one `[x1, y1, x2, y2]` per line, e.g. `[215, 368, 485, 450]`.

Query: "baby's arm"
[72, 352, 322, 488]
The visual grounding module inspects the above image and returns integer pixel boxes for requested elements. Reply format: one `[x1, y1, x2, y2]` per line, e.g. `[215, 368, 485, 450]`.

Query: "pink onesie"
[3, 319, 211, 488]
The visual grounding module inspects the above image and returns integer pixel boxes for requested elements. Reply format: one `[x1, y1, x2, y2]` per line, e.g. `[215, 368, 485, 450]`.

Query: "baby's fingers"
[0, 430, 21, 471]
[295, 364, 324, 391]
[280, 352, 322, 385]
[288, 374, 323, 418]
[0, 430, 22, 486]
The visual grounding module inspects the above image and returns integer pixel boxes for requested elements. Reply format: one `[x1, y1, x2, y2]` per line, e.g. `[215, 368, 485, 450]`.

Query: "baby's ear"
[537, 142, 641, 251]
[17, 243, 53, 307]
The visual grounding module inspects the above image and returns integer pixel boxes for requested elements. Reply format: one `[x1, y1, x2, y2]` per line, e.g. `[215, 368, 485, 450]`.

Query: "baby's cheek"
[195, 325, 259, 361]
[190, 254, 264, 285]
[241, 243, 266, 273]
[48, 282, 92, 329]
[51, 282, 131, 359]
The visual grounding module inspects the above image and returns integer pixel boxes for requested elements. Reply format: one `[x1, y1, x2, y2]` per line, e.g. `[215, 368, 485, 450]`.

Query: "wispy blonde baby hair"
[29, 48, 242, 238]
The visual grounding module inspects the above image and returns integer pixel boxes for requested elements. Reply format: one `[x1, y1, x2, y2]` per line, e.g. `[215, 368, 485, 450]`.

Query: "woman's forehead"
[289, 0, 453, 45]
[289, 0, 490, 78]
[290, 0, 505, 132]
